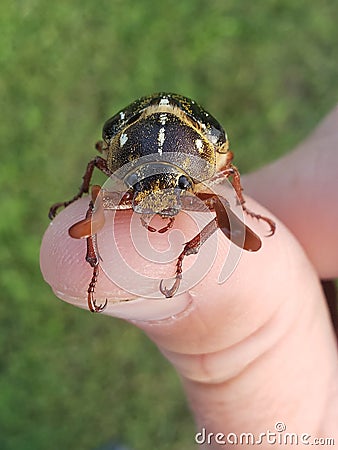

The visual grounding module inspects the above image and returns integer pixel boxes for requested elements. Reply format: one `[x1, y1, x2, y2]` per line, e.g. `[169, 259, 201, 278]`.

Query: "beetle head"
[125, 163, 193, 216]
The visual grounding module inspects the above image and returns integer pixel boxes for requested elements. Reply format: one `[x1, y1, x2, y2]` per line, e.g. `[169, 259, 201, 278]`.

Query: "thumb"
[40, 195, 338, 439]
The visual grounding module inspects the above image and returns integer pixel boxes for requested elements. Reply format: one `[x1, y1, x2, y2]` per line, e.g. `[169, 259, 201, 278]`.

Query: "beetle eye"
[177, 175, 191, 190]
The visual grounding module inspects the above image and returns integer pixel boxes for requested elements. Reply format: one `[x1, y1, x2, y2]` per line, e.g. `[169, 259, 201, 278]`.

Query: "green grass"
[1, 0, 338, 449]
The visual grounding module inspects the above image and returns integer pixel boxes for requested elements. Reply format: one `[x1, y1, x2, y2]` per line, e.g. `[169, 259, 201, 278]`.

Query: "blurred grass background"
[0, 0, 338, 449]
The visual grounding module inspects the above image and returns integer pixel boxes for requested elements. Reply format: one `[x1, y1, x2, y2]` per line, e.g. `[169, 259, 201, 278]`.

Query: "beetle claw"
[243, 209, 276, 237]
[48, 203, 63, 220]
[159, 275, 182, 298]
[88, 292, 108, 313]
[266, 218, 276, 237]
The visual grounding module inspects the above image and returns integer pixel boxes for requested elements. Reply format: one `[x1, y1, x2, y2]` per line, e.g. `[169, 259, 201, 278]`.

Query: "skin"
[40, 106, 338, 448]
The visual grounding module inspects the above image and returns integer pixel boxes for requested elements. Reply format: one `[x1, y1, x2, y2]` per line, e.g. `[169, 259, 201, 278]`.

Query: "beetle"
[49, 93, 275, 312]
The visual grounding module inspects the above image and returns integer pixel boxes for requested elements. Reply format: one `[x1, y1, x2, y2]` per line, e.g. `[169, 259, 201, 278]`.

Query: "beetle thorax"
[106, 111, 216, 182]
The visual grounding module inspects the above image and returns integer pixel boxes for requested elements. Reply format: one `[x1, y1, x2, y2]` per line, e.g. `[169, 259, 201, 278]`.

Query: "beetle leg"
[76, 187, 108, 312]
[196, 192, 262, 251]
[49, 156, 112, 219]
[160, 219, 218, 298]
[86, 215, 108, 313]
[214, 164, 276, 236]
[159, 190, 265, 297]
[87, 264, 107, 313]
